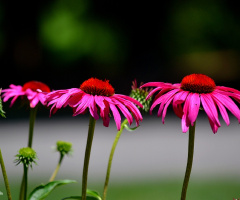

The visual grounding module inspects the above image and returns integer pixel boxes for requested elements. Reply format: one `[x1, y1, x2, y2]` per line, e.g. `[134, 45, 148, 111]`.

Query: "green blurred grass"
[1, 178, 240, 200]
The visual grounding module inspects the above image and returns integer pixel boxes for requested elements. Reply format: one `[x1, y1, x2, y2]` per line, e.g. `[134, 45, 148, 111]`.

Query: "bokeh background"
[1, 0, 240, 199]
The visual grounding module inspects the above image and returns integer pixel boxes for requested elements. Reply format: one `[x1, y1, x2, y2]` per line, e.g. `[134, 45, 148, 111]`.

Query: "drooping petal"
[181, 94, 191, 133]
[207, 116, 219, 134]
[113, 99, 133, 125]
[140, 82, 170, 88]
[211, 92, 240, 123]
[88, 95, 99, 120]
[68, 92, 85, 107]
[73, 94, 92, 116]
[101, 100, 110, 127]
[172, 91, 189, 118]
[201, 94, 221, 128]
[114, 94, 143, 108]
[95, 95, 105, 111]
[187, 93, 200, 126]
[145, 87, 162, 100]
[112, 96, 142, 126]
[30, 96, 39, 108]
[212, 96, 230, 126]
[156, 89, 179, 123]
[109, 103, 121, 130]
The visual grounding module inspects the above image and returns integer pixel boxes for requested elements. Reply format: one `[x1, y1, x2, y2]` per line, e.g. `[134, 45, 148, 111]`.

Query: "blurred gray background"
[1, 113, 240, 184]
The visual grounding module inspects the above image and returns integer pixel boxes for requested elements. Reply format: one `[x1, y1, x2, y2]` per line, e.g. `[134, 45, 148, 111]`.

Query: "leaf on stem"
[62, 189, 102, 200]
[28, 179, 77, 200]
[123, 124, 139, 132]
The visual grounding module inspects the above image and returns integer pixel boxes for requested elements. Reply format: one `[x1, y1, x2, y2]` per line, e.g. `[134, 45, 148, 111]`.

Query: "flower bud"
[130, 80, 152, 113]
[15, 147, 37, 168]
[56, 141, 73, 156]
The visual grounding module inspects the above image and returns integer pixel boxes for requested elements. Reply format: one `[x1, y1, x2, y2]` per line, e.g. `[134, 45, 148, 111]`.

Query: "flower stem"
[28, 106, 38, 148]
[181, 122, 196, 200]
[49, 154, 64, 182]
[82, 115, 96, 200]
[0, 149, 12, 200]
[19, 165, 28, 200]
[102, 118, 128, 200]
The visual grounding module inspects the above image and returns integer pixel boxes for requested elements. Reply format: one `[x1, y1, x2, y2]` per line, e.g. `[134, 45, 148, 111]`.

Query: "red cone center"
[180, 74, 216, 93]
[80, 78, 115, 96]
[22, 81, 51, 92]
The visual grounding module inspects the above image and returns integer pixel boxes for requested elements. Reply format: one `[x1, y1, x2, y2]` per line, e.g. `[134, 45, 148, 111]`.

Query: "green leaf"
[62, 190, 101, 200]
[28, 179, 77, 200]
[62, 196, 99, 200]
[87, 189, 102, 200]
[123, 124, 139, 132]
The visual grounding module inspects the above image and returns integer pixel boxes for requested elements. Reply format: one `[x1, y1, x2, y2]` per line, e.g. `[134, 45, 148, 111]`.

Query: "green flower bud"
[130, 80, 152, 113]
[56, 141, 73, 156]
[15, 147, 37, 168]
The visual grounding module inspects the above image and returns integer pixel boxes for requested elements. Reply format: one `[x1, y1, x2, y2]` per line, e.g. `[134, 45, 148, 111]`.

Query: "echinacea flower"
[2, 81, 51, 108]
[45, 77, 143, 200]
[141, 73, 240, 200]
[45, 77, 143, 130]
[141, 74, 240, 133]
[2, 81, 51, 148]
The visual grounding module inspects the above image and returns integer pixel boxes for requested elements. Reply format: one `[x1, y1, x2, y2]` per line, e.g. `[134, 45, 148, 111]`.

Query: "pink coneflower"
[45, 77, 143, 200]
[2, 81, 51, 148]
[141, 74, 240, 200]
[141, 74, 240, 133]
[45, 77, 143, 130]
[2, 81, 51, 108]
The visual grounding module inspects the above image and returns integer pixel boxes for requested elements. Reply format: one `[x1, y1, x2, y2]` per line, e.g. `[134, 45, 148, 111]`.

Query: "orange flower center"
[80, 78, 115, 96]
[22, 81, 51, 92]
[180, 74, 216, 93]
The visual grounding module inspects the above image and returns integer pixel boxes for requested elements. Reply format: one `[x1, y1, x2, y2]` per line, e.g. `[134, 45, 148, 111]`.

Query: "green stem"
[181, 122, 196, 200]
[19, 174, 25, 200]
[49, 154, 64, 182]
[82, 115, 96, 200]
[102, 118, 128, 200]
[0, 149, 12, 200]
[28, 106, 38, 148]
[19, 165, 28, 200]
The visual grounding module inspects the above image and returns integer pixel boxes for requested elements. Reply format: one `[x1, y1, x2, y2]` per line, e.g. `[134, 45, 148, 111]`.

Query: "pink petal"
[157, 89, 179, 123]
[172, 91, 189, 118]
[207, 117, 219, 134]
[140, 82, 170, 88]
[211, 92, 240, 123]
[115, 102, 133, 125]
[109, 103, 121, 130]
[101, 101, 110, 127]
[213, 97, 230, 125]
[181, 94, 191, 133]
[95, 95, 105, 111]
[114, 94, 143, 108]
[188, 93, 200, 126]
[201, 94, 221, 128]
[89, 95, 99, 120]
[145, 87, 162, 100]
[74, 94, 92, 116]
